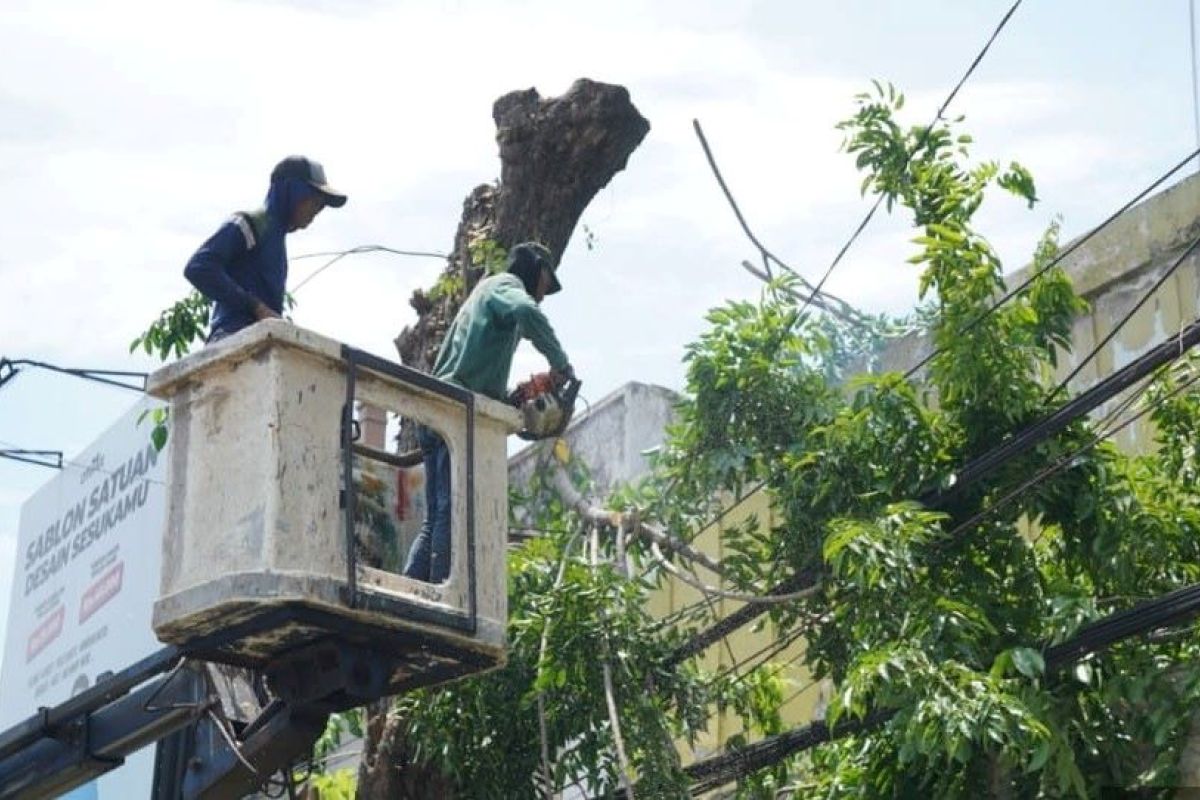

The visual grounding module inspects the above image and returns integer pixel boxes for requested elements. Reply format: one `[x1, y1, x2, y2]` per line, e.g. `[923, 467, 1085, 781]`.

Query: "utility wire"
[711, 623, 809, 693]
[0, 450, 63, 470]
[1192, 0, 1200, 173]
[666, 142, 1200, 659]
[941, 363, 1200, 545]
[666, 0, 1036, 661]
[667, 308, 1200, 668]
[290, 245, 448, 293]
[1049, 233, 1200, 399]
[903, 145, 1200, 382]
[926, 238, 1200, 510]
[0, 435, 168, 488]
[0, 357, 146, 393]
[661, 345, 1200, 790]
[690, 120, 864, 326]
[647, 577, 1200, 797]
[797, 0, 1025, 319]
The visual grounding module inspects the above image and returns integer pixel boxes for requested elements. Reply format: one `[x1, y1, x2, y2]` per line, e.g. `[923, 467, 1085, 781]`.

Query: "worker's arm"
[183, 219, 275, 320]
[493, 279, 570, 371]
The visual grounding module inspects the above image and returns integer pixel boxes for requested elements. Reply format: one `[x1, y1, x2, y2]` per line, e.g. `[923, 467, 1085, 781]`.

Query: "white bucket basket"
[146, 320, 520, 693]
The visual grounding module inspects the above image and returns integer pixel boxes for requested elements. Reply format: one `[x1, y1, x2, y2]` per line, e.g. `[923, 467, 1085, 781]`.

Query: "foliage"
[297, 711, 362, 797]
[130, 290, 213, 361]
[354, 466, 401, 571]
[130, 286, 297, 449]
[136, 405, 170, 453]
[384, 80, 1200, 798]
[643, 82, 1200, 797]
[307, 769, 357, 800]
[131, 290, 297, 362]
[468, 235, 509, 276]
[390, 463, 780, 798]
[428, 270, 464, 302]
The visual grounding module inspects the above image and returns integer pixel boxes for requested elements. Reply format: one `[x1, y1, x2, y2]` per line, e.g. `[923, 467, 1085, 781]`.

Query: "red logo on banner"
[79, 562, 124, 624]
[26, 606, 65, 662]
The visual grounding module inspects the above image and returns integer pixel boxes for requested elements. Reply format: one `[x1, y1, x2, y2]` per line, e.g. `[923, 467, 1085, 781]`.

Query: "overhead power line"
[664, 140, 1200, 663]
[903, 144, 1200, 382]
[1191, 0, 1200, 172]
[290, 245, 448, 294]
[666, 301, 1200, 669]
[0, 358, 147, 393]
[923, 248, 1200, 510]
[648, 576, 1200, 797]
[942, 357, 1200, 545]
[0, 450, 63, 470]
[796, 0, 1025, 319]
[1049, 233, 1200, 399]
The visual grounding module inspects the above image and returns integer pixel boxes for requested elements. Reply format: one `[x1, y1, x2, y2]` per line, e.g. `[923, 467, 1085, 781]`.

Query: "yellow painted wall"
[649, 489, 825, 765]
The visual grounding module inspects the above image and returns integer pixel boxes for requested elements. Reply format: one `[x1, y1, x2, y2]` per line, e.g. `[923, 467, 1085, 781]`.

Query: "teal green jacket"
[433, 273, 569, 401]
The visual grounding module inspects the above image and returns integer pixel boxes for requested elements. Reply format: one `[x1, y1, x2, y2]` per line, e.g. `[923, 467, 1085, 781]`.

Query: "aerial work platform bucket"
[146, 320, 520, 696]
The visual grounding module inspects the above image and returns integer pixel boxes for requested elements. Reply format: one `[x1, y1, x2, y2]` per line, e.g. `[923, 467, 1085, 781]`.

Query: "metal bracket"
[339, 345, 478, 634]
[0, 449, 63, 469]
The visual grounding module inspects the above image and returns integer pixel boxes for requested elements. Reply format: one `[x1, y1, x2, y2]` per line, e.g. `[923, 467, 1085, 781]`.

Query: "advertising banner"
[0, 397, 167, 797]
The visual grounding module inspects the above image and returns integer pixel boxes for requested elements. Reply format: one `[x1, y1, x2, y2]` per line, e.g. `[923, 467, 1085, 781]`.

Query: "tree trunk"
[359, 78, 648, 799]
[393, 78, 650, 373]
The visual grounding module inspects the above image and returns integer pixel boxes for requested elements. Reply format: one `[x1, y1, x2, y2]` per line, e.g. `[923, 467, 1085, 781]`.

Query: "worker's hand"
[552, 364, 575, 385]
[253, 302, 282, 321]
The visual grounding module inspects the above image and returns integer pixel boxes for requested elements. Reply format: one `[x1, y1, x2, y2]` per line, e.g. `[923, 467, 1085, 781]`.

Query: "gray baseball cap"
[270, 156, 347, 208]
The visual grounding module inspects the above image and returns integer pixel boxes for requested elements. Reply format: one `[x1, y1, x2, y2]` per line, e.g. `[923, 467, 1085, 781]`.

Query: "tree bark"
[360, 78, 648, 799]
[393, 78, 649, 374]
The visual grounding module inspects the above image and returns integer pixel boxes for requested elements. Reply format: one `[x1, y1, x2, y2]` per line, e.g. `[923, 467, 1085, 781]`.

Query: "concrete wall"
[509, 381, 680, 495]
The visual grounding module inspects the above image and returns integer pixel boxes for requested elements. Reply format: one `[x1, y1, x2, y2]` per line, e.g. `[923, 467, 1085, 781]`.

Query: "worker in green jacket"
[403, 242, 573, 583]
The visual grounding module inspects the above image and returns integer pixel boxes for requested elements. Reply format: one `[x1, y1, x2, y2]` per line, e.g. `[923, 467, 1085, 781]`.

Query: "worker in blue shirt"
[184, 156, 347, 342]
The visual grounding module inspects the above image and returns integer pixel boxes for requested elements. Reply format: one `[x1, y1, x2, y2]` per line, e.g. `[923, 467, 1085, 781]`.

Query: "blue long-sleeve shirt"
[184, 177, 316, 338]
[184, 209, 286, 337]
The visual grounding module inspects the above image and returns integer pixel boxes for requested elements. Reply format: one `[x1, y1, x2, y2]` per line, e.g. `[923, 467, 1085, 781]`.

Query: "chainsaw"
[508, 370, 581, 441]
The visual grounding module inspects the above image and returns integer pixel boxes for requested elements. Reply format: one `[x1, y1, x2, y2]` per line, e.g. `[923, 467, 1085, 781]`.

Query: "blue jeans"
[402, 427, 451, 583]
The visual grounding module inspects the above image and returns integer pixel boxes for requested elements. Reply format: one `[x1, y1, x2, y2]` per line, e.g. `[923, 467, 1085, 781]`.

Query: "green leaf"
[151, 423, 168, 452]
[1010, 647, 1045, 679]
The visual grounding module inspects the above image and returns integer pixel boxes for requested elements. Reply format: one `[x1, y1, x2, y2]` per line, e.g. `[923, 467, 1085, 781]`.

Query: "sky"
[0, 0, 1197, 675]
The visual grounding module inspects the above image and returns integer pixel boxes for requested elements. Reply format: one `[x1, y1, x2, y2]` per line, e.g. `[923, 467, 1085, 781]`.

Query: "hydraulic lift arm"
[0, 640, 362, 799]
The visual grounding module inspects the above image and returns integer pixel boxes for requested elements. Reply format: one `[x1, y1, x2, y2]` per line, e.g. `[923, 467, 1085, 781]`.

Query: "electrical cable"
[670, 367, 1200, 789]
[667, 308, 1200, 667]
[711, 623, 809, 692]
[646, 574, 1200, 796]
[922, 278, 1200, 511]
[0, 435, 169, 488]
[699, 141, 1200, 520]
[941, 364, 1200, 545]
[902, 145, 1200, 382]
[0, 357, 147, 393]
[796, 0, 1025, 319]
[1049, 233, 1200, 400]
[1191, 0, 1200, 173]
[664, 570, 819, 668]
[0, 450, 62, 470]
[290, 245, 448, 294]
[690, 120, 864, 327]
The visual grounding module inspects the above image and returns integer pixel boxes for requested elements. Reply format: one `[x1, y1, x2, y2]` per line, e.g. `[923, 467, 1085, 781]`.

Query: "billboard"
[0, 397, 167, 797]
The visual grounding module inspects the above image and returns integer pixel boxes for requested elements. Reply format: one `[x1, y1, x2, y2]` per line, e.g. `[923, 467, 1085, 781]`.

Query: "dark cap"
[270, 156, 347, 208]
[508, 242, 561, 295]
